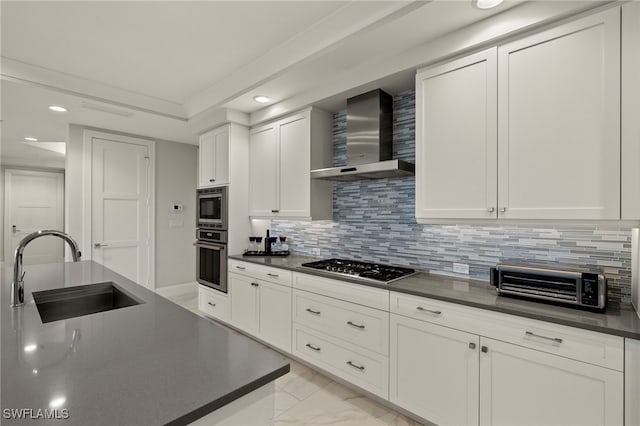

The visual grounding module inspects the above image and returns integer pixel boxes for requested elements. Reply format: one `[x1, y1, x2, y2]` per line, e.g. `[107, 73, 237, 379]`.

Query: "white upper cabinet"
[248, 122, 278, 217]
[416, 48, 498, 220]
[198, 125, 230, 188]
[622, 2, 640, 219]
[249, 108, 332, 220]
[497, 8, 620, 220]
[416, 8, 621, 221]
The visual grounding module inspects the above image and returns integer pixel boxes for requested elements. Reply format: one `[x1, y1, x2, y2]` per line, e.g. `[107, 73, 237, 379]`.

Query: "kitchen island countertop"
[230, 253, 640, 340]
[1, 260, 289, 425]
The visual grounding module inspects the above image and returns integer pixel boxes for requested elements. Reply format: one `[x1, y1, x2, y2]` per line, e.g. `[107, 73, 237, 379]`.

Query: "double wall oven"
[196, 187, 228, 293]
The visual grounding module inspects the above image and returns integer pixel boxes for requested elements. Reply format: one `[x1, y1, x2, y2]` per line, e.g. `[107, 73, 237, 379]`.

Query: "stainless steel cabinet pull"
[416, 306, 442, 315]
[306, 308, 321, 315]
[487, 207, 495, 213]
[267, 273, 279, 277]
[271, 210, 279, 213]
[251, 282, 259, 287]
[469, 342, 476, 349]
[306, 343, 320, 351]
[525, 331, 563, 344]
[346, 361, 365, 371]
[235, 266, 246, 270]
[499, 207, 507, 213]
[481, 346, 488, 353]
[94, 243, 109, 248]
[207, 302, 216, 307]
[347, 321, 365, 329]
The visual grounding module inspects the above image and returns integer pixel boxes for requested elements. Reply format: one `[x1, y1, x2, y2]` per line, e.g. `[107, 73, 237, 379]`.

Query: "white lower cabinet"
[222, 264, 628, 426]
[293, 324, 389, 399]
[229, 270, 292, 353]
[479, 337, 623, 426]
[258, 280, 292, 353]
[389, 313, 480, 426]
[198, 285, 230, 322]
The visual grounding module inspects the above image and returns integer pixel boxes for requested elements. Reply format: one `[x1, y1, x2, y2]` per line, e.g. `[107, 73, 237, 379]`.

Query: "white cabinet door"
[229, 273, 258, 335]
[258, 280, 292, 353]
[198, 130, 215, 188]
[199, 126, 229, 188]
[212, 125, 229, 186]
[249, 124, 278, 217]
[622, 2, 640, 219]
[389, 314, 480, 426]
[278, 113, 310, 217]
[416, 48, 498, 220]
[497, 8, 621, 219]
[479, 337, 623, 426]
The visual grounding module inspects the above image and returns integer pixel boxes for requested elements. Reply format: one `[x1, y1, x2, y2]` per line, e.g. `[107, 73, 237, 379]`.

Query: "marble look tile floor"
[162, 287, 424, 426]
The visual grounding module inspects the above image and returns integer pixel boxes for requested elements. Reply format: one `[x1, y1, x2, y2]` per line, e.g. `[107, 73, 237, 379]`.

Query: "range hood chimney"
[311, 89, 415, 181]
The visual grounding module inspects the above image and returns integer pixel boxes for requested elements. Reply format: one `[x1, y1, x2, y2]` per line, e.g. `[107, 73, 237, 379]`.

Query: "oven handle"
[194, 241, 226, 250]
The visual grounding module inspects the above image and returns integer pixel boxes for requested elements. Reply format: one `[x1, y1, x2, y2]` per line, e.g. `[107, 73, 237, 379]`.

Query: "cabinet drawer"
[229, 260, 292, 287]
[293, 272, 389, 310]
[293, 324, 388, 399]
[293, 289, 389, 355]
[198, 286, 230, 322]
[391, 292, 624, 371]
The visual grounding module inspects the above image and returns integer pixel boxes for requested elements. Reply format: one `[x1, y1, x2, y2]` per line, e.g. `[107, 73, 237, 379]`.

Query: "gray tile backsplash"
[272, 90, 633, 304]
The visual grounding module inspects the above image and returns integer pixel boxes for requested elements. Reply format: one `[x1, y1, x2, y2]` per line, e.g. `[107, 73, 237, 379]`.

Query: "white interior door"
[3, 169, 64, 265]
[91, 137, 151, 287]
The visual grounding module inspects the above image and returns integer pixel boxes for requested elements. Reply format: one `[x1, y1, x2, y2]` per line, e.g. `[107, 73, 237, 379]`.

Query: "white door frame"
[82, 130, 156, 289]
[3, 168, 65, 264]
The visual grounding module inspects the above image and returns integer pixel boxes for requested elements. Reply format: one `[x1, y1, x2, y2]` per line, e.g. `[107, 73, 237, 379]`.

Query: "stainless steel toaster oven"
[490, 263, 606, 310]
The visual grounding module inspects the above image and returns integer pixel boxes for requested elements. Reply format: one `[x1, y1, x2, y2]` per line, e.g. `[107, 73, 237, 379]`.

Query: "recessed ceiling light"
[253, 96, 270, 104]
[49, 396, 66, 408]
[473, 0, 503, 9]
[24, 344, 37, 353]
[24, 137, 38, 142]
[49, 105, 68, 112]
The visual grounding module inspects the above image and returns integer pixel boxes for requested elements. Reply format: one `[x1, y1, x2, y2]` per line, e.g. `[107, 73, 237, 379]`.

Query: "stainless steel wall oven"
[195, 228, 227, 293]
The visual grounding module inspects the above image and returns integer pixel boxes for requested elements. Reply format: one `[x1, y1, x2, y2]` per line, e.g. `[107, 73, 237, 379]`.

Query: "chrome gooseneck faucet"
[12, 230, 82, 307]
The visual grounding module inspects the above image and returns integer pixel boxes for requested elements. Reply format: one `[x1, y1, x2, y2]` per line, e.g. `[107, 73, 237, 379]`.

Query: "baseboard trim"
[155, 281, 198, 297]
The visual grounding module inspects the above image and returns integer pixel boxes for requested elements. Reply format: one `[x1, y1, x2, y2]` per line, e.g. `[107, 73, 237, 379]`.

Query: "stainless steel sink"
[33, 282, 144, 323]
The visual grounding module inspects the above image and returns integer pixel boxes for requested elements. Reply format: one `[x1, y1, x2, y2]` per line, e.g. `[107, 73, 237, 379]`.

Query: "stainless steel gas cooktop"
[300, 258, 416, 284]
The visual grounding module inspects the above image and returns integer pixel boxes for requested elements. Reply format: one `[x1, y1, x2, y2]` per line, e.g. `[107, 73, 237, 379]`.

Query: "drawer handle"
[416, 306, 442, 315]
[481, 346, 488, 353]
[267, 273, 279, 278]
[207, 302, 216, 307]
[209, 179, 216, 182]
[306, 308, 321, 315]
[346, 361, 365, 371]
[235, 266, 246, 270]
[347, 321, 365, 329]
[271, 210, 279, 213]
[305, 343, 321, 352]
[525, 331, 563, 344]
[251, 282, 259, 287]
[469, 342, 476, 350]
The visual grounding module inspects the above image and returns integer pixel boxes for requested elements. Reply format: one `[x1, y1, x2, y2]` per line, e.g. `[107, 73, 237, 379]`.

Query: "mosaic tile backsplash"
[272, 90, 633, 304]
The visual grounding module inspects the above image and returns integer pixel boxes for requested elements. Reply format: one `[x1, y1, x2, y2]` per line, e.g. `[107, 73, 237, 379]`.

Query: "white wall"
[155, 139, 197, 288]
[66, 124, 197, 288]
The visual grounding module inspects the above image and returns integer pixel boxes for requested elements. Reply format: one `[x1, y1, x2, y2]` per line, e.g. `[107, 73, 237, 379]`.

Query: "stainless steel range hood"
[311, 89, 415, 182]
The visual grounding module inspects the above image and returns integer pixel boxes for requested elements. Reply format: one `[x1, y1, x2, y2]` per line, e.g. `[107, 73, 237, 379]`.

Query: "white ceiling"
[0, 0, 606, 167]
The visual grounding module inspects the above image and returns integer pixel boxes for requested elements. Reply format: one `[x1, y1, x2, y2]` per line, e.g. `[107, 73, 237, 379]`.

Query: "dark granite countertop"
[1, 261, 289, 426]
[230, 254, 640, 340]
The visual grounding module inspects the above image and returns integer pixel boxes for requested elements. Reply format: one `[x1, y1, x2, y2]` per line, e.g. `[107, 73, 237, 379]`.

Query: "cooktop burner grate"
[300, 258, 416, 284]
